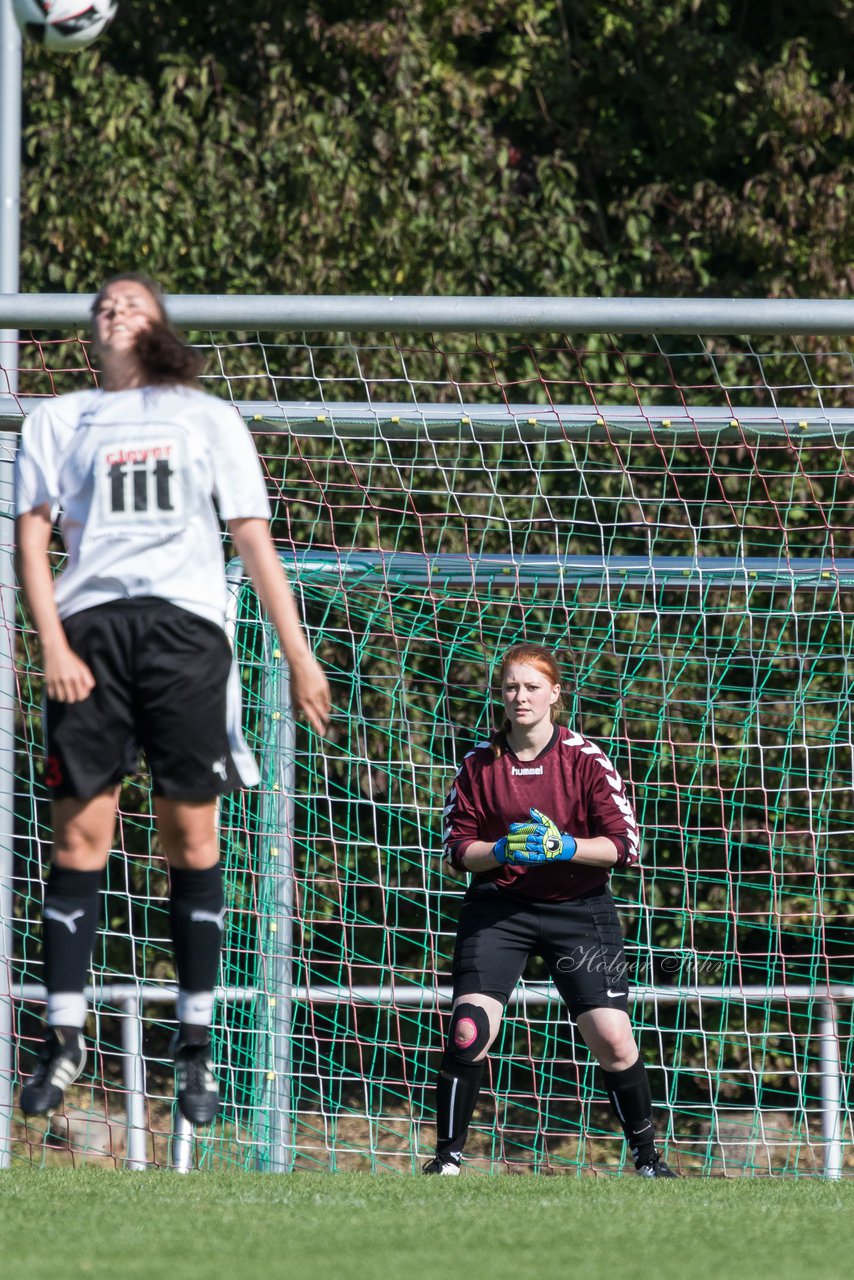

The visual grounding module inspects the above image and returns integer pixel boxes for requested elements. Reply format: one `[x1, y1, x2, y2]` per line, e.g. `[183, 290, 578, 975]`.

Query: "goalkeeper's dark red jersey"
[442, 724, 640, 903]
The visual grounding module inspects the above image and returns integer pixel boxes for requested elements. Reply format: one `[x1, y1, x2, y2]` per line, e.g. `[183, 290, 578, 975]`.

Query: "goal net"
[3, 311, 853, 1175]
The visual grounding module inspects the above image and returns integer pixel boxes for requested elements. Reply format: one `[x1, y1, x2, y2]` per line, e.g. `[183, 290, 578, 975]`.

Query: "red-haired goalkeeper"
[422, 643, 676, 1178]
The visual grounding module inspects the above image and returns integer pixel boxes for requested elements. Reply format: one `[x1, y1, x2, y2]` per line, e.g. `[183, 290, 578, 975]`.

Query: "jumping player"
[423, 643, 676, 1177]
[15, 273, 330, 1125]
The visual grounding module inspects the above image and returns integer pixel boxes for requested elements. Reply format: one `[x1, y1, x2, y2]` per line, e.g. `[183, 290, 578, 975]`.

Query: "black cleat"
[20, 1028, 86, 1116]
[637, 1154, 679, 1178]
[422, 1156, 461, 1176]
[172, 1036, 219, 1125]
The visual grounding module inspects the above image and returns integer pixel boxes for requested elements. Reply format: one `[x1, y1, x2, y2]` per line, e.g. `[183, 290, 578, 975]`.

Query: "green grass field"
[2, 1169, 854, 1280]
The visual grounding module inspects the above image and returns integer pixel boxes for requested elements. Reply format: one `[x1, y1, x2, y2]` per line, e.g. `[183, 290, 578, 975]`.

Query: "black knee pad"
[444, 1002, 491, 1065]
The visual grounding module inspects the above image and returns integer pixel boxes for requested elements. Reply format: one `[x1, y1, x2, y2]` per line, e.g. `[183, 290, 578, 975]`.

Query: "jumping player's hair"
[91, 272, 204, 386]
[490, 643, 565, 758]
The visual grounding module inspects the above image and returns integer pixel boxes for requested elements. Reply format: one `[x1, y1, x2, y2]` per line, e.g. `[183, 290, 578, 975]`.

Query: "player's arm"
[557, 834, 620, 867]
[493, 745, 639, 868]
[457, 840, 619, 870]
[447, 814, 617, 872]
[582, 745, 641, 867]
[15, 507, 95, 703]
[468, 837, 618, 871]
[487, 808, 619, 868]
[442, 757, 491, 872]
[458, 838, 615, 872]
[228, 517, 331, 734]
[457, 839, 506, 872]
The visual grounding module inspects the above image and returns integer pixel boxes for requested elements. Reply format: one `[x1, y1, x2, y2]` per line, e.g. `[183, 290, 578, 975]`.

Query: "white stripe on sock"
[447, 1076, 458, 1141]
[177, 990, 214, 1027]
[47, 992, 87, 1029]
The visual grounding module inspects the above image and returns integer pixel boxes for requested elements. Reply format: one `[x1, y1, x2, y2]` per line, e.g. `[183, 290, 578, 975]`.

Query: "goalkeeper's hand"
[493, 808, 577, 865]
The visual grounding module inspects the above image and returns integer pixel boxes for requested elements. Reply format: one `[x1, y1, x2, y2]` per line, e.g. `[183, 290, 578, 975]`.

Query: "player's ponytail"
[134, 322, 205, 386]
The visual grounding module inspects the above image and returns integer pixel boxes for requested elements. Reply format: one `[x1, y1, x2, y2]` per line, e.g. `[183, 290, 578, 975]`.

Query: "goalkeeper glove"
[493, 808, 577, 865]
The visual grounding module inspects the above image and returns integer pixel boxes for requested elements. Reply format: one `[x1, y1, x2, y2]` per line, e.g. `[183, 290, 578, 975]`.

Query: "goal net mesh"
[4, 324, 854, 1175]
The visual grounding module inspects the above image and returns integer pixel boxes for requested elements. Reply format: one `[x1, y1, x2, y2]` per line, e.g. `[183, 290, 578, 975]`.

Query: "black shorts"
[451, 882, 630, 1019]
[44, 598, 244, 800]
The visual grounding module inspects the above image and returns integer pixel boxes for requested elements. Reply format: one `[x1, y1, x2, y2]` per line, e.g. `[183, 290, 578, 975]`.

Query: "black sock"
[42, 865, 102, 999]
[176, 1023, 211, 1047]
[435, 1054, 485, 1164]
[169, 863, 224, 996]
[602, 1056, 657, 1167]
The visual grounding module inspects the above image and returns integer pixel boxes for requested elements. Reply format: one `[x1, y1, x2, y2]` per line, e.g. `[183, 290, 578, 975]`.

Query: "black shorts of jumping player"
[451, 881, 630, 1020]
[44, 598, 243, 800]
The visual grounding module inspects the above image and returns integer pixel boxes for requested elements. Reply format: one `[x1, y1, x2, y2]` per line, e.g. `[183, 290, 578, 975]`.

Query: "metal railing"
[0, 294, 853, 335]
[6, 980, 849, 1177]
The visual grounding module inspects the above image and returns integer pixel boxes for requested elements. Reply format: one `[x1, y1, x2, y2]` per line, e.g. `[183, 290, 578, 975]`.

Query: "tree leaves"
[18, 2, 849, 299]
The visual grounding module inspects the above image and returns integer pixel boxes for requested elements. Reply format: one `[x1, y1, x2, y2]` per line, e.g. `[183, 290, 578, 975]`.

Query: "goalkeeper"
[423, 643, 676, 1178]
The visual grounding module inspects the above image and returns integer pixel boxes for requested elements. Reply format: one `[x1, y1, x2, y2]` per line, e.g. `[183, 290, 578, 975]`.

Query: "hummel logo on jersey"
[190, 908, 226, 930]
[44, 907, 86, 934]
[211, 757, 228, 780]
[511, 765, 544, 776]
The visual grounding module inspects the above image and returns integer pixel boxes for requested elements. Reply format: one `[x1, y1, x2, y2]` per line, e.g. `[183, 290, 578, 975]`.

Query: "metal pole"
[0, 0, 21, 395]
[0, 430, 15, 1167]
[275, 550, 854, 591]
[0, 294, 854, 337]
[171, 1114, 193, 1173]
[119, 994, 149, 1170]
[266, 635, 294, 1172]
[224, 562, 295, 1172]
[819, 1000, 843, 1179]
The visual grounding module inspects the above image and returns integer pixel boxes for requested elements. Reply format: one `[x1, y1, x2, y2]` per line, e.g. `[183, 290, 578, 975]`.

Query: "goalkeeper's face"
[501, 662, 561, 733]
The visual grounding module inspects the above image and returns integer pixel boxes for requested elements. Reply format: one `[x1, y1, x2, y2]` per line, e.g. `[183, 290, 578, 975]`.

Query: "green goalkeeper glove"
[493, 808, 577, 865]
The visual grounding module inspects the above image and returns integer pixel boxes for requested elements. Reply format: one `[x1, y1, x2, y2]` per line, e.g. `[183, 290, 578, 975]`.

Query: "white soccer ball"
[12, 0, 118, 52]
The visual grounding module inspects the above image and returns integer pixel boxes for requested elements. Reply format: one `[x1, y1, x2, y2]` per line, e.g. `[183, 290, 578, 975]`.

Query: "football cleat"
[637, 1154, 679, 1178]
[422, 1156, 461, 1176]
[172, 1036, 219, 1125]
[20, 1028, 86, 1116]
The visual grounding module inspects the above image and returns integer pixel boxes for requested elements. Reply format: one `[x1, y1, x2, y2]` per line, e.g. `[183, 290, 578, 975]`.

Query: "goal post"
[0, 295, 852, 1176]
[218, 544, 854, 1177]
[0, 430, 16, 1168]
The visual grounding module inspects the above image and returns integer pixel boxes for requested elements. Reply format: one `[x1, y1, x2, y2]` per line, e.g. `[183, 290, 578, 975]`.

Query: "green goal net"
[4, 316, 854, 1175]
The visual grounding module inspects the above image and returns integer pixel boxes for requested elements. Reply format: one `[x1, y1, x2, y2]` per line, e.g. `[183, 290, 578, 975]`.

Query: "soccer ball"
[12, 0, 118, 52]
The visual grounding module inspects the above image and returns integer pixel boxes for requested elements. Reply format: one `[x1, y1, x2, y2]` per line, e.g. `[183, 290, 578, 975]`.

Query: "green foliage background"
[18, 0, 853, 298]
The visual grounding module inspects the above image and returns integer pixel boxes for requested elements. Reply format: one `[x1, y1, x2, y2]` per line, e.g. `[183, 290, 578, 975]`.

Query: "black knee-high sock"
[435, 1053, 485, 1163]
[169, 864, 224, 1039]
[42, 865, 103, 1029]
[602, 1056, 657, 1167]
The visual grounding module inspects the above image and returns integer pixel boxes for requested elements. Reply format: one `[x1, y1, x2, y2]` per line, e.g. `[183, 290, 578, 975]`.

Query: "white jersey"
[14, 385, 271, 627]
